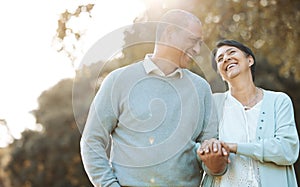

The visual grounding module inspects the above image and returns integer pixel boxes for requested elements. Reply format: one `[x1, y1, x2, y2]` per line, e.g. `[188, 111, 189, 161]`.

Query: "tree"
[4, 79, 92, 187]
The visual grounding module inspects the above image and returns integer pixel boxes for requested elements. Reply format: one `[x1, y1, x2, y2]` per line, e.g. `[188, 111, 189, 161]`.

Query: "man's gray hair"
[156, 9, 201, 41]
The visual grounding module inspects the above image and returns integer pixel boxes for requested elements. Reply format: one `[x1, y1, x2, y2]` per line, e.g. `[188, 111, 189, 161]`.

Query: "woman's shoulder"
[262, 89, 293, 106]
[262, 89, 291, 99]
[183, 70, 212, 91]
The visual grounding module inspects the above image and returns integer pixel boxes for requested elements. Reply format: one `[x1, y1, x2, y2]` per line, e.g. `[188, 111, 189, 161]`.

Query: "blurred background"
[0, 0, 299, 186]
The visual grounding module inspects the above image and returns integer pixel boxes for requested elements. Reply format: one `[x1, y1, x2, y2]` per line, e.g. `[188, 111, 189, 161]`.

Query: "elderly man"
[81, 9, 228, 187]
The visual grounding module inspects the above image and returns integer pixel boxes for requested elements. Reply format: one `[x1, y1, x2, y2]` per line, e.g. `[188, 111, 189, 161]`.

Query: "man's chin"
[180, 62, 190, 69]
[180, 56, 192, 68]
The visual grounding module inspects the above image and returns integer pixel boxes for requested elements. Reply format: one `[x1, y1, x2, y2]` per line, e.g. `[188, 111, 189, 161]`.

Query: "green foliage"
[3, 79, 92, 187]
[54, 4, 95, 65]
[199, 0, 300, 82]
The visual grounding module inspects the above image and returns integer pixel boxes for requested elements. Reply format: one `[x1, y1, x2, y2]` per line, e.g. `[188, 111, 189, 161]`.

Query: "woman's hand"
[197, 139, 230, 175]
[225, 143, 237, 154]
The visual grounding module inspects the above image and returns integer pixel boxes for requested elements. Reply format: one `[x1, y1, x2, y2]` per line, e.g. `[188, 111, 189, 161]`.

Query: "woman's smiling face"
[215, 45, 253, 81]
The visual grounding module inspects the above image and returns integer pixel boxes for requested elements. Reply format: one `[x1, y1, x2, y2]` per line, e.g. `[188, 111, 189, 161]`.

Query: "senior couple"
[80, 9, 299, 187]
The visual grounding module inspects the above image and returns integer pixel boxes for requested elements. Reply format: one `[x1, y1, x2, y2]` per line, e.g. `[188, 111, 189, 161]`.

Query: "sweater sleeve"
[237, 93, 299, 166]
[196, 83, 219, 142]
[80, 72, 121, 187]
[195, 82, 223, 175]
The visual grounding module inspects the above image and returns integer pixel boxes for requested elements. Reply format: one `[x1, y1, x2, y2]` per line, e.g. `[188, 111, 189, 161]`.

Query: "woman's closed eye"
[228, 50, 236, 55]
[217, 56, 224, 63]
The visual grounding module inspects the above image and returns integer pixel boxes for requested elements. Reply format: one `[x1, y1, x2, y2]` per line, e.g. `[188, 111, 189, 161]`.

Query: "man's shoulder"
[183, 69, 210, 89]
[108, 61, 144, 76]
[183, 69, 206, 81]
[212, 92, 226, 103]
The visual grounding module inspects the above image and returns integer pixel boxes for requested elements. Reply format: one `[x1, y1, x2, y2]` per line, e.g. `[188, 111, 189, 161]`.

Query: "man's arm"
[80, 73, 120, 187]
[195, 84, 229, 175]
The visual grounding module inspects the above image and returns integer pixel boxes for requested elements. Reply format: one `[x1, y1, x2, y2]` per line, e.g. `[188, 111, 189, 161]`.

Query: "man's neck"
[150, 56, 180, 76]
[151, 46, 182, 75]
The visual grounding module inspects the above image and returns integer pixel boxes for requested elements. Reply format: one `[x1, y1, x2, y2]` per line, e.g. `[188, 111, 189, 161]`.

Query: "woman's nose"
[223, 54, 231, 62]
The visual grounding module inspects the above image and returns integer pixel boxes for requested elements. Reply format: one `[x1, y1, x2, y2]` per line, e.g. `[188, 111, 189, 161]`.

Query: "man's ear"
[164, 25, 176, 40]
[157, 24, 172, 42]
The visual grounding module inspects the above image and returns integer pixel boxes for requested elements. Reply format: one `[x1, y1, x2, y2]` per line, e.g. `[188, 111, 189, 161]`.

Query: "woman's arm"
[235, 93, 299, 165]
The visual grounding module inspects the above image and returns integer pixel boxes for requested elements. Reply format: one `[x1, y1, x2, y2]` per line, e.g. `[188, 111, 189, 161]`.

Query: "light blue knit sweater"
[81, 60, 219, 187]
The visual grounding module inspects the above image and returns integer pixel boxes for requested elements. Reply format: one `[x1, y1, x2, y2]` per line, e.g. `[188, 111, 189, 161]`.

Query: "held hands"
[197, 139, 232, 175]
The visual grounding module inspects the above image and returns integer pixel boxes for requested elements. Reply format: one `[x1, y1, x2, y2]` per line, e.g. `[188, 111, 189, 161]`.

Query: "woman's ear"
[248, 56, 254, 67]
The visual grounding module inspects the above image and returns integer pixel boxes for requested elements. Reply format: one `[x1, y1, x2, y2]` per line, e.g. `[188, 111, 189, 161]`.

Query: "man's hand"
[197, 139, 230, 175]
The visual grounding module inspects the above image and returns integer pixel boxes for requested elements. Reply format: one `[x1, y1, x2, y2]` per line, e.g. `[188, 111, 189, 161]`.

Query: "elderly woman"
[198, 40, 299, 187]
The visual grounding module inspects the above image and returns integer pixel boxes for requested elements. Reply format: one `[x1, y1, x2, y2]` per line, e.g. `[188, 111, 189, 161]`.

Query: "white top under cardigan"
[214, 92, 262, 187]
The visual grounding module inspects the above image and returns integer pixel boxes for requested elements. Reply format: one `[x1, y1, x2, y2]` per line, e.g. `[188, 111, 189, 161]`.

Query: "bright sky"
[0, 0, 145, 147]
